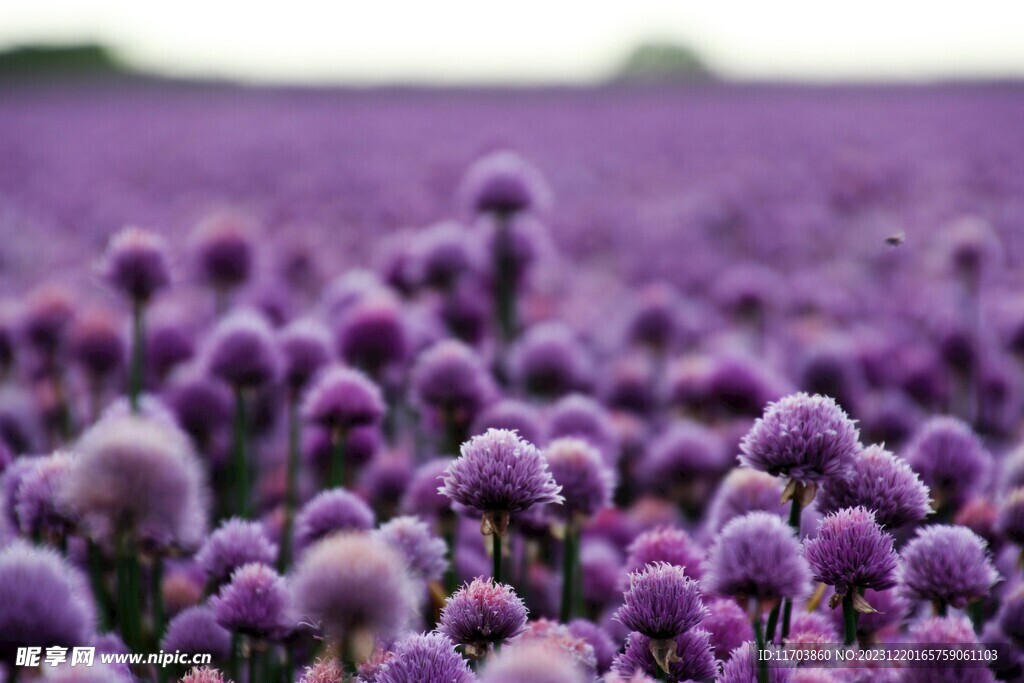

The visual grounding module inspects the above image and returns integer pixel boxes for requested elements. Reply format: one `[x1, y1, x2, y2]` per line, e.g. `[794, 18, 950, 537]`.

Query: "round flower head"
[180, 666, 232, 683]
[14, 451, 76, 539]
[638, 422, 728, 494]
[299, 658, 343, 683]
[567, 619, 617, 673]
[720, 643, 794, 683]
[548, 394, 618, 462]
[624, 526, 705, 581]
[904, 416, 991, 508]
[196, 517, 278, 585]
[374, 515, 449, 583]
[460, 150, 551, 216]
[610, 630, 718, 683]
[410, 221, 475, 290]
[702, 598, 754, 660]
[510, 323, 593, 400]
[903, 615, 994, 683]
[615, 562, 707, 639]
[400, 457, 453, 519]
[168, 372, 232, 447]
[162, 605, 232, 660]
[997, 487, 1024, 546]
[544, 437, 615, 520]
[478, 640, 587, 683]
[210, 562, 291, 639]
[62, 414, 208, 549]
[472, 399, 545, 449]
[626, 282, 683, 352]
[955, 497, 1000, 549]
[899, 525, 999, 609]
[191, 210, 255, 290]
[804, 507, 898, 600]
[997, 586, 1024, 646]
[439, 429, 563, 532]
[580, 538, 625, 607]
[335, 296, 407, 376]
[204, 309, 280, 388]
[704, 468, 786, 535]
[301, 365, 384, 432]
[21, 285, 75, 357]
[291, 532, 416, 643]
[700, 353, 790, 419]
[277, 318, 333, 393]
[704, 511, 811, 603]
[0, 542, 95, 665]
[515, 619, 597, 674]
[99, 226, 171, 303]
[411, 340, 494, 424]
[603, 354, 658, 415]
[739, 392, 860, 487]
[146, 316, 196, 382]
[816, 444, 931, 528]
[375, 632, 474, 683]
[438, 578, 528, 651]
[295, 488, 375, 550]
[70, 310, 126, 379]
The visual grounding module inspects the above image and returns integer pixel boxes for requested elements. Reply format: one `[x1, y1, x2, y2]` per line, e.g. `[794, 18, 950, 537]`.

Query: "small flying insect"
[885, 232, 906, 247]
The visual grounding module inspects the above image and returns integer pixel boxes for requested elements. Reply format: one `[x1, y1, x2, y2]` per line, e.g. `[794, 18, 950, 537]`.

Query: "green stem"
[247, 645, 257, 683]
[492, 533, 502, 584]
[87, 540, 111, 631]
[229, 634, 240, 683]
[329, 429, 347, 489]
[560, 520, 579, 623]
[130, 300, 145, 413]
[753, 605, 769, 683]
[233, 388, 249, 517]
[443, 516, 458, 596]
[279, 398, 301, 571]
[765, 602, 780, 643]
[151, 556, 165, 647]
[283, 646, 294, 683]
[842, 592, 858, 646]
[493, 214, 517, 344]
[116, 534, 141, 651]
[935, 600, 948, 617]
[779, 495, 803, 641]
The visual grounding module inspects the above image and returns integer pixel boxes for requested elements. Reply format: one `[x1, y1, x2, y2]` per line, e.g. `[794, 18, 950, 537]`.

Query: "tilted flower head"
[996, 487, 1024, 546]
[898, 525, 999, 609]
[204, 309, 280, 389]
[375, 632, 475, 683]
[180, 666, 233, 683]
[704, 511, 811, 603]
[610, 630, 718, 683]
[438, 578, 528, 649]
[0, 542, 95, 665]
[302, 365, 385, 433]
[804, 507, 898, 598]
[702, 598, 754, 661]
[624, 526, 705, 581]
[374, 515, 449, 583]
[704, 468, 787, 534]
[277, 318, 333, 393]
[615, 562, 708, 639]
[294, 488, 375, 550]
[99, 226, 171, 303]
[544, 437, 615, 519]
[291, 532, 416, 643]
[477, 640, 587, 683]
[439, 429, 563, 520]
[460, 150, 551, 216]
[61, 414, 208, 549]
[210, 562, 292, 640]
[191, 210, 255, 290]
[740, 392, 859, 485]
[196, 517, 278, 585]
[411, 340, 494, 423]
[904, 416, 991, 508]
[816, 444, 931, 528]
[161, 605, 232, 660]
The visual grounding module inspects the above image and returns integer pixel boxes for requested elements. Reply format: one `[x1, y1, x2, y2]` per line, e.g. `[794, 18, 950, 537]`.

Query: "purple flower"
[14, 451, 76, 539]
[638, 421, 728, 494]
[739, 392, 860, 485]
[788, 611, 838, 641]
[804, 507, 898, 598]
[567, 619, 617, 673]
[704, 512, 811, 603]
[460, 150, 551, 216]
[70, 310, 126, 379]
[548, 394, 618, 462]
[510, 323, 592, 399]
[898, 525, 999, 609]
[903, 616, 995, 683]
[161, 605, 232, 660]
[375, 632, 474, 683]
[624, 526, 705, 581]
[704, 468, 786, 535]
[904, 416, 991, 509]
[0, 542, 95, 665]
[472, 399, 546, 450]
[702, 598, 754, 661]
[180, 666, 232, 683]
[410, 221, 476, 290]
[98, 226, 171, 303]
[626, 282, 684, 352]
[997, 586, 1024, 646]
[615, 562, 707, 639]
[997, 487, 1024, 546]
[580, 538, 624, 607]
[610, 630, 718, 683]
[514, 619, 597, 674]
[146, 316, 196, 382]
[301, 365, 385, 432]
[210, 562, 292, 639]
[816, 444, 931, 528]
[544, 437, 615, 519]
[299, 659, 343, 683]
[291, 532, 416, 643]
[204, 309, 280, 388]
[477, 641, 588, 683]
[335, 295, 407, 376]
[374, 515, 449, 583]
[411, 340, 494, 424]
[439, 429, 563, 526]
[168, 372, 232, 448]
[438, 577, 528, 649]
[21, 285, 75, 357]
[196, 517, 278, 585]
[295, 488, 375, 550]
[719, 643, 794, 683]
[190, 210, 255, 290]
[277, 318, 333, 393]
[400, 458, 453, 519]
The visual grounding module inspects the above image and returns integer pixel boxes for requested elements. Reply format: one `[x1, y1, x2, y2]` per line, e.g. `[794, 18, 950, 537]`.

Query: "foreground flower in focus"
[438, 577, 528, 658]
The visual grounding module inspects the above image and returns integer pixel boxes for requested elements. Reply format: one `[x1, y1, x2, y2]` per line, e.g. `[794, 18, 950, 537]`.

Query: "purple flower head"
[719, 643, 794, 683]
[580, 538, 624, 606]
[610, 630, 718, 683]
[510, 323, 592, 400]
[903, 615, 994, 683]
[997, 487, 1024, 546]
[196, 517, 278, 585]
[904, 416, 991, 508]
[278, 318, 333, 393]
[304, 424, 380, 472]
[0, 542, 95, 665]
[400, 458, 452, 519]
[460, 150, 551, 217]
[146, 316, 196, 381]
[99, 226, 172, 303]
[515, 619, 597, 674]
[204, 309, 280, 388]
[21, 285, 75, 357]
[295, 488, 375, 550]
[374, 515, 449, 583]
[804, 507, 898, 597]
[161, 605, 232, 660]
[898, 525, 999, 609]
[944, 215, 1001, 280]
[739, 392, 860, 485]
[548, 393, 618, 463]
[438, 577, 528, 649]
[439, 429, 563, 522]
[292, 532, 416, 642]
[191, 210, 255, 290]
[181, 666, 232, 683]
[955, 497, 1000, 549]
[168, 371, 232, 447]
[375, 632, 474, 683]
[544, 437, 615, 520]
[301, 365, 384, 433]
[788, 611, 838, 641]
[410, 221, 476, 290]
[614, 562, 708, 639]
[702, 598, 754, 660]
[624, 526, 705, 581]
[567, 619, 617, 673]
[1004, 446, 1024, 491]
[626, 282, 683, 352]
[997, 586, 1024, 646]
[211, 562, 292, 639]
[3, 456, 38, 529]
[704, 511, 811, 603]
[603, 354, 658, 415]
[478, 641, 587, 683]
[472, 400, 545, 449]
[70, 310, 126, 379]
[638, 422, 728, 494]
[704, 468, 786, 535]
[62, 414, 208, 549]
[14, 450, 76, 539]
[335, 295, 407, 376]
[360, 451, 414, 515]
[816, 444, 931, 528]
[299, 659, 343, 683]
[411, 340, 495, 425]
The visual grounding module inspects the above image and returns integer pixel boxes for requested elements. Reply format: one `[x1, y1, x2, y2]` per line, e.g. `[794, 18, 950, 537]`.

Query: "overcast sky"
[2, 0, 1024, 83]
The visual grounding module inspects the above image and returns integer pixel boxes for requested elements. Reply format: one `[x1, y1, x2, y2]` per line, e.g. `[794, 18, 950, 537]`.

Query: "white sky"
[1, 0, 1024, 83]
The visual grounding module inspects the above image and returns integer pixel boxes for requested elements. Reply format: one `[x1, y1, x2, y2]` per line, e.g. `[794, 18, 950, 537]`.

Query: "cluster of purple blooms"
[0, 87, 1023, 683]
